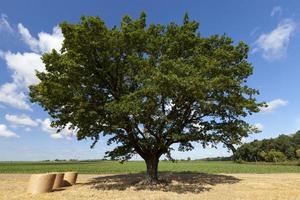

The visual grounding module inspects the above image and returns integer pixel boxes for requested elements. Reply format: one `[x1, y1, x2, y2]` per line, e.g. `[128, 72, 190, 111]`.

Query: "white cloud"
[37, 118, 76, 139]
[0, 20, 64, 110]
[253, 123, 264, 131]
[254, 19, 296, 60]
[0, 51, 43, 110]
[192, 123, 205, 131]
[0, 124, 19, 138]
[241, 136, 254, 144]
[37, 26, 63, 53]
[271, 6, 282, 17]
[260, 99, 288, 113]
[3, 114, 76, 139]
[5, 114, 38, 127]
[50, 134, 64, 139]
[17, 24, 39, 52]
[0, 14, 13, 33]
[164, 99, 174, 113]
[18, 24, 63, 53]
[0, 83, 31, 110]
[1, 51, 44, 87]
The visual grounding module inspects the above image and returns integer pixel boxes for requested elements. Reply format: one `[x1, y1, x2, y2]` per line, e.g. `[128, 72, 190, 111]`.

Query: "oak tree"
[30, 13, 263, 183]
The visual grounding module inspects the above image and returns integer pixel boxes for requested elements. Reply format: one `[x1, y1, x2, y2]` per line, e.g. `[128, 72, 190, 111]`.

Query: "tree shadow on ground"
[85, 172, 240, 194]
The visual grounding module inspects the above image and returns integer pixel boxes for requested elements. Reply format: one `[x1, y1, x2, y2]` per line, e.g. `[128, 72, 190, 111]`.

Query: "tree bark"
[145, 156, 159, 183]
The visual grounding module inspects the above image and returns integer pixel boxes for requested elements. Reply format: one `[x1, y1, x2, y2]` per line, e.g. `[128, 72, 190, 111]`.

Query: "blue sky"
[0, 0, 299, 161]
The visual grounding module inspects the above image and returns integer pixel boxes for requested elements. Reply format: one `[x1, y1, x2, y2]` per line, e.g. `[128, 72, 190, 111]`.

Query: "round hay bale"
[63, 172, 78, 186]
[52, 173, 64, 189]
[27, 173, 56, 194]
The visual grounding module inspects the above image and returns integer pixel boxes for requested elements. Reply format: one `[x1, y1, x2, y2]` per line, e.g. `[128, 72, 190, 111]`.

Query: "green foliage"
[29, 12, 262, 180]
[234, 131, 300, 162]
[296, 149, 300, 158]
[258, 151, 267, 160]
[264, 150, 287, 162]
[234, 158, 245, 164]
[233, 142, 262, 162]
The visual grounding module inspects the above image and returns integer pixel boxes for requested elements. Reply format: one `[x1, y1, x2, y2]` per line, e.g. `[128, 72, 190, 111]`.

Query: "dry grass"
[1, 173, 300, 200]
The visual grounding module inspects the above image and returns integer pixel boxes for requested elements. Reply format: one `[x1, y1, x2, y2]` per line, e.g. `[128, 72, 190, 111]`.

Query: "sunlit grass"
[0, 160, 299, 174]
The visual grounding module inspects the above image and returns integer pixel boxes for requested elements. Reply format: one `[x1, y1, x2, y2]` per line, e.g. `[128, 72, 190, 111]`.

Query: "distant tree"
[293, 131, 300, 145]
[264, 150, 287, 163]
[275, 135, 295, 159]
[296, 149, 300, 159]
[187, 157, 191, 161]
[258, 151, 267, 161]
[30, 13, 263, 183]
[234, 141, 263, 162]
[235, 130, 300, 162]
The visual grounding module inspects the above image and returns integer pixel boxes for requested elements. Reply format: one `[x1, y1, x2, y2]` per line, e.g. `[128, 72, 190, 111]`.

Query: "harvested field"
[0, 173, 300, 200]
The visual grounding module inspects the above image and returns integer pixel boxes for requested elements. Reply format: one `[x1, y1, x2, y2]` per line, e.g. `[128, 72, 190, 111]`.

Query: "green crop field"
[0, 160, 299, 174]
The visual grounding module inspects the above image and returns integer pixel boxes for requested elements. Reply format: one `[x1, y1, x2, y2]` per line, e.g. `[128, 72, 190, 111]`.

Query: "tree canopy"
[234, 130, 300, 162]
[30, 12, 263, 182]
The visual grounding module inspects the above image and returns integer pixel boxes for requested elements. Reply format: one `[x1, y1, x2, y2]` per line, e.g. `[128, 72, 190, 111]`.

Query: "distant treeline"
[41, 159, 106, 162]
[234, 130, 300, 162]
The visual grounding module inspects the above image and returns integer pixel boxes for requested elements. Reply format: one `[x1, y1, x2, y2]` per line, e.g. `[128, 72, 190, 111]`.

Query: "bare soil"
[0, 173, 300, 200]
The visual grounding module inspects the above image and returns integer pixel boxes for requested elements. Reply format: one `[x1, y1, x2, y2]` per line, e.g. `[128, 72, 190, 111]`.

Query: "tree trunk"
[145, 156, 159, 183]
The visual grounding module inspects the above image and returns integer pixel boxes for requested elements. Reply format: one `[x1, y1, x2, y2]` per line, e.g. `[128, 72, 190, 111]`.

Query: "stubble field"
[1, 161, 300, 200]
[1, 173, 300, 200]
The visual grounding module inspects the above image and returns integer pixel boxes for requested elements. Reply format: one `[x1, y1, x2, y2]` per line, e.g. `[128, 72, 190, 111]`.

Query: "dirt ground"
[0, 173, 300, 200]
